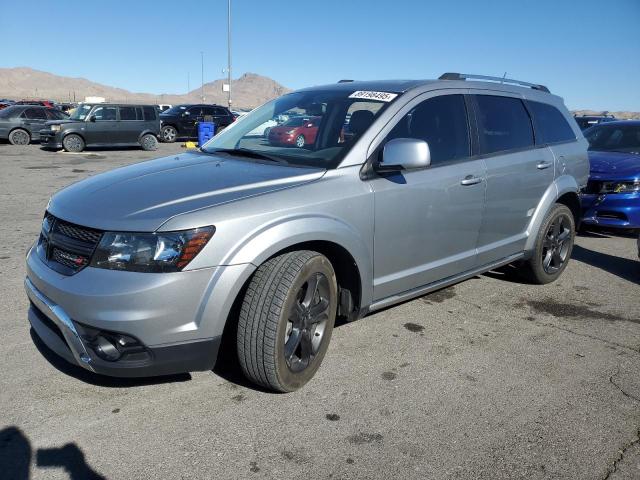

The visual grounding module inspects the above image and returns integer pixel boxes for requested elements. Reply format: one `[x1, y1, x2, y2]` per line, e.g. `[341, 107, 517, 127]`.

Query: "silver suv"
[25, 73, 589, 391]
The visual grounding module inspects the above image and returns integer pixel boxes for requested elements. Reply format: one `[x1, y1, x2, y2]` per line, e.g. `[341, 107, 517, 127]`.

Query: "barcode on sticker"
[348, 91, 398, 102]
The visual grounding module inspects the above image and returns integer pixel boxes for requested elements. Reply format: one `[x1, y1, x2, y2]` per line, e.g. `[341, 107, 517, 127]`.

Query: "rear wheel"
[161, 125, 177, 143]
[521, 204, 575, 284]
[8, 128, 30, 145]
[140, 133, 158, 151]
[237, 250, 337, 392]
[295, 134, 305, 148]
[62, 134, 85, 153]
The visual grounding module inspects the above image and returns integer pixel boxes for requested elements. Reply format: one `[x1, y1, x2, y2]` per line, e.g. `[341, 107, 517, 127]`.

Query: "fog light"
[94, 335, 121, 362]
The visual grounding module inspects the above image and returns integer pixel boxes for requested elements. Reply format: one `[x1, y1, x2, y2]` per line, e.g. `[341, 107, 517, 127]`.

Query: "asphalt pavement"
[1, 143, 638, 480]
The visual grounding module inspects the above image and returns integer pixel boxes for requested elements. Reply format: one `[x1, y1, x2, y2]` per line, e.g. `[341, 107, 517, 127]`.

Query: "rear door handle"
[537, 161, 552, 170]
[460, 175, 483, 186]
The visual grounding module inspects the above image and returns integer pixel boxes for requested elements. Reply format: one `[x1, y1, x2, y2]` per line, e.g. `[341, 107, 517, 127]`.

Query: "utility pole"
[200, 51, 205, 102]
[227, 0, 232, 109]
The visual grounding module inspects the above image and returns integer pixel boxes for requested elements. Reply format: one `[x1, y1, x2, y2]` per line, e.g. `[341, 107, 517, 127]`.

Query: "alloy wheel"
[284, 272, 331, 373]
[11, 130, 29, 145]
[541, 213, 572, 274]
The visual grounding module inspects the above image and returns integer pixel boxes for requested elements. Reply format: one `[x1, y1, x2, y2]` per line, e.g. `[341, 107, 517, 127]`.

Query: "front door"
[85, 105, 118, 145]
[371, 93, 486, 301]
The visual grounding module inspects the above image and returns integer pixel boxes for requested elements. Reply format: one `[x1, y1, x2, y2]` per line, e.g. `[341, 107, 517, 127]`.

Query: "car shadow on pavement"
[30, 329, 192, 388]
[571, 244, 640, 284]
[0, 426, 105, 480]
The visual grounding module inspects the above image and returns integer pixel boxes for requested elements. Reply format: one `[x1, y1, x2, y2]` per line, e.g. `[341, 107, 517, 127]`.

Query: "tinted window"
[23, 107, 47, 120]
[120, 106, 143, 120]
[527, 101, 575, 144]
[0, 106, 23, 118]
[188, 107, 204, 117]
[92, 106, 117, 121]
[213, 107, 228, 116]
[475, 95, 534, 154]
[45, 109, 65, 120]
[143, 106, 157, 121]
[386, 94, 470, 165]
[202, 107, 216, 117]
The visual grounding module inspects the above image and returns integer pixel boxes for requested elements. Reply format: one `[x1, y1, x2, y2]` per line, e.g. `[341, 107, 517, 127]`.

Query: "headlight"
[286, 129, 296, 134]
[601, 181, 640, 194]
[90, 226, 214, 273]
[51, 124, 61, 131]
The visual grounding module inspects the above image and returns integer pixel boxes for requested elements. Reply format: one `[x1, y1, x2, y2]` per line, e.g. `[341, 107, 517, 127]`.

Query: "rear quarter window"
[474, 95, 534, 155]
[143, 106, 157, 121]
[527, 101, 576, 144]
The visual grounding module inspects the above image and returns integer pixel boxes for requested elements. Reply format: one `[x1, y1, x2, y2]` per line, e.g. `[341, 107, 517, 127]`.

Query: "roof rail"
[439, 72, 550, 93]
[338, 79, 354, 83]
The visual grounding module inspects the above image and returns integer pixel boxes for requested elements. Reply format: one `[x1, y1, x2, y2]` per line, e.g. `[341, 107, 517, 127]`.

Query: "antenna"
[501, 72, 507, 84]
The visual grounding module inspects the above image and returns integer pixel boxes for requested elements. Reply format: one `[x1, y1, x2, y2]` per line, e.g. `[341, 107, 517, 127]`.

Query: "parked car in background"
[54, 102, 76, 114]
[15, 99, 56, 108]
[159, 104, 234, 142]
[581, 120, 640, 229]
[0, 103, 12, 111]
[574, 114, 617, 131]
[24, 73, 588, 392]
[40, 103, 161, 152]
[268, 116, 321, 147]
[157, 104, 172, 113]
[0, 105, 68, 145]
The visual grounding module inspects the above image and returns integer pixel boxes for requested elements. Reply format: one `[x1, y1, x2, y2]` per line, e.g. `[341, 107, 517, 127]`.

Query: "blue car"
[581, 120, 640, 229]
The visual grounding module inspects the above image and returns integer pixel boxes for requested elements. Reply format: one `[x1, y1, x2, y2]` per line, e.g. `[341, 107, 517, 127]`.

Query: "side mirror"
[377, 138, 431, 172]
[88, 115, 96, 122]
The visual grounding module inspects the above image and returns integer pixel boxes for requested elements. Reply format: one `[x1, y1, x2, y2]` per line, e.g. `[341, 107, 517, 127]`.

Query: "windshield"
[585, 124, 640, 154]
[202, 89, 396, 168]
[69, 104, 93, 121]
[162, 105, 188, 116]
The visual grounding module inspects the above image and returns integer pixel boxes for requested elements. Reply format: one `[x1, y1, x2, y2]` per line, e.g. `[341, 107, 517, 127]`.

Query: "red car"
[15, 99, 55, 108]
[268, 116, 320, 148]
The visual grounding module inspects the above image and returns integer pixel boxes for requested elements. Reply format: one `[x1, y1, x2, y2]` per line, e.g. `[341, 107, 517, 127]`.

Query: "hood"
[48, 151, 325, 231]
[588, 151, 640, 181]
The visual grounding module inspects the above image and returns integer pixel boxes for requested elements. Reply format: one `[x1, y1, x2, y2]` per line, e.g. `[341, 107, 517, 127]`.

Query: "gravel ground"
[0, 143, 639, 480]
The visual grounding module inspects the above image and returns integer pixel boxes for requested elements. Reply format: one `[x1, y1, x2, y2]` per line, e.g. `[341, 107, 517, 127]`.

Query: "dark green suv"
[40, 103, 161, 152]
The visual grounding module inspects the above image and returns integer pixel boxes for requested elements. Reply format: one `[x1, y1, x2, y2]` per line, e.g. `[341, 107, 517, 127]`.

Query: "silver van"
[25, 73, 589, 391]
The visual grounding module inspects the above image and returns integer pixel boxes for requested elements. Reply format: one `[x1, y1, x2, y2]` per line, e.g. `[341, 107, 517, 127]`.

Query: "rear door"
[470, 93, 554, 265]
[118, 106, 144, 143]
[22, 107, 48, 139]
[182, 106, 202, 137]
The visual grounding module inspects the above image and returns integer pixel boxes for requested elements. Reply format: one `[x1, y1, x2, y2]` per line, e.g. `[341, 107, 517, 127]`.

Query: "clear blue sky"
[1, 0, 639, 110]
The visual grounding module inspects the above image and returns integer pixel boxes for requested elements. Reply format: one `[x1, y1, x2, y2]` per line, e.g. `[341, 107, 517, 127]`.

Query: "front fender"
[524, 175, 579, 252]
[222, 214, 372, 306]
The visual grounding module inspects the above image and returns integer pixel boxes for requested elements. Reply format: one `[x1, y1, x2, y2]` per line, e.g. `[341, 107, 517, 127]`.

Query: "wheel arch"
[9, 126, 31, 138]
[137, 130, 159, 141]
[524, 175, 580, 253]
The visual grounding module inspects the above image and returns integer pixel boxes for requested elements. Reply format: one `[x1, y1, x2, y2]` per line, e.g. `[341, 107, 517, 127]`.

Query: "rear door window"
[386, 94, 470, 166]
[474, 95, 534, 154]
[120, 106, 143, 120]
[526, 101, 576, 144]
[23, 107, 47, 120]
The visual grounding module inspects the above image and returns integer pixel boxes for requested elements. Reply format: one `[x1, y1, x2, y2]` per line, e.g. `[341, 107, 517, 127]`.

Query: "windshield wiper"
[208, 148, 288, 164]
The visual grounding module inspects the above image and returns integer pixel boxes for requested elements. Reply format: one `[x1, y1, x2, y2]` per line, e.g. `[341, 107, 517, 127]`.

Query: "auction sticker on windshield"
[348, 91, 398, 102]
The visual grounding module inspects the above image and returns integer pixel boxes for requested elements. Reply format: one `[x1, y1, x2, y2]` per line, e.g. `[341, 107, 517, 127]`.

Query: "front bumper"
[581, 193, 640, 229]
[39, 130, 63, 149]
[25, 246, 251, 377]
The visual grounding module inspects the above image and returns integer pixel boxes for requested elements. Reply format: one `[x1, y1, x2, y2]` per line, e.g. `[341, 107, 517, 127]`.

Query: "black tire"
[140, 133, 158, 151]
[8, 128, 30, 146]
[295, 134, 305, 148]
[161, 125, 177, 143]
[237, 250, 338, 392]
[62, 134, 85, 153]
[521, 204, 575, 284]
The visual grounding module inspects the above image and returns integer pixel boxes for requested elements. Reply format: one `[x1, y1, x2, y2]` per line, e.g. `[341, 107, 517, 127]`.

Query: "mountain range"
[0, 67, 290, 109]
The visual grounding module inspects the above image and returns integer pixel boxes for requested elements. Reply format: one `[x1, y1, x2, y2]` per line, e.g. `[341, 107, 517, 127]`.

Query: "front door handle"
[460, 175, 483, 186]
[537, 161, 552, 170]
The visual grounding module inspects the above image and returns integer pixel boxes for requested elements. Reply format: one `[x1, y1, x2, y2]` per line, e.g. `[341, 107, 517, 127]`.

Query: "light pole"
[227, 0, 232, 109]
[200, 51, 205, 102]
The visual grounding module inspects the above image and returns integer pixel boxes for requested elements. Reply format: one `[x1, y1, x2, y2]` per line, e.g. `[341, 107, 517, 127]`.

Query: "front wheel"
[237, 251, 337, 392]
[520, 204, 575, 284]
[161, 125, 177, 143]
[62, 134, 85, 153]
[295, 134, 305, 148]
